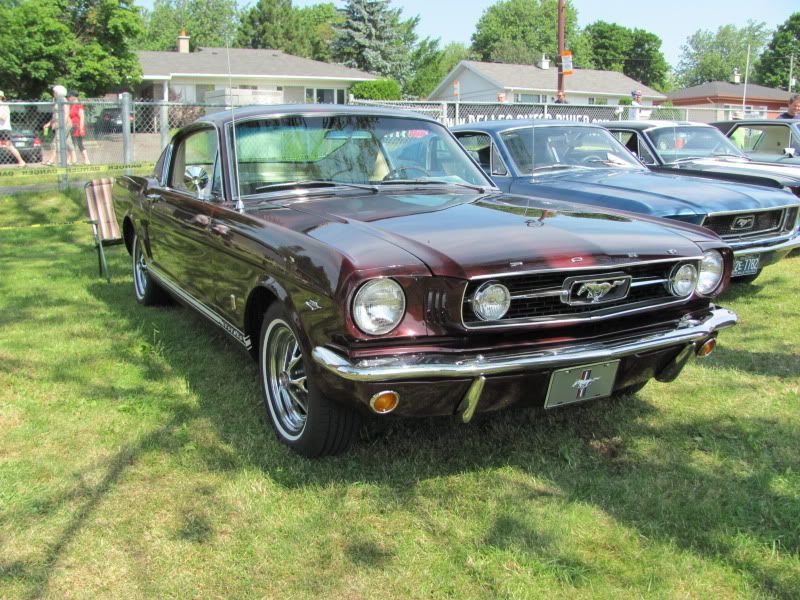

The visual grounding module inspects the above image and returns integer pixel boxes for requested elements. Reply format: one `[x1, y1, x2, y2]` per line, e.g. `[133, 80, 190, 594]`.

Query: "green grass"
[1, 189, 799, 599]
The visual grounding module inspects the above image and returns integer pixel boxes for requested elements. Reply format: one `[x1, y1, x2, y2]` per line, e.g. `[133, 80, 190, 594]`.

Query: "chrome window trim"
[147, 265, 252, 350]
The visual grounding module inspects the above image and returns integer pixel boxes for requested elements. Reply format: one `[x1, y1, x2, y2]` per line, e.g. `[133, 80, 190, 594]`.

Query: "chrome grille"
[703, 209, 785, 240]
[462, 260, 695, 327]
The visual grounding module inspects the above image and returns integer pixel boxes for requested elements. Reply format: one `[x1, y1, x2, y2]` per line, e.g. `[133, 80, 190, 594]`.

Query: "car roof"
[713, 119, 798, 126]
[451, 119, 598, 132]
[197, 103, 441, 127]
[602, 120, 714, 131]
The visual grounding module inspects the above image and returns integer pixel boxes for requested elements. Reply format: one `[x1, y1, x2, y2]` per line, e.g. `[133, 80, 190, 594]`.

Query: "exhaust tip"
[370, 390, 399, 414]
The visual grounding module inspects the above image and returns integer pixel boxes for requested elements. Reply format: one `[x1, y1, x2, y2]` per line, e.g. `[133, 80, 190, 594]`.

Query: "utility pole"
[742, 43, 751, 115]
[557, 0, 565, 94]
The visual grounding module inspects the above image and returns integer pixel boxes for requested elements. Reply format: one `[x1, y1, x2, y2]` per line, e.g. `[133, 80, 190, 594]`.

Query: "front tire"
[132, 232, 167, 305]
[259, 304, 360, 457]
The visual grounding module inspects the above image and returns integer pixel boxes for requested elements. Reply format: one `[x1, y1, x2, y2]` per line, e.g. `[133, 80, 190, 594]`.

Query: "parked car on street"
[114, 105, 737, 457]
[0, 129, 41, 164]
[94, 107, 135, 133]
[452, 120, 800, 282]
[602, 120, 800, 198]
[712, 118, 800, 165]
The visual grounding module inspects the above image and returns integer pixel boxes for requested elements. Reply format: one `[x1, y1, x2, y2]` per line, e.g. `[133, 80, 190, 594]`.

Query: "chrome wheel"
[133, 236, 148, 300]
[263, 318, 308, 440]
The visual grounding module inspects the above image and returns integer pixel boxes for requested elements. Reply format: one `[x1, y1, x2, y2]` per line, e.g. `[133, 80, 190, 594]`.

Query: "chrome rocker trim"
[312, 306, 737, 382]
[148, 266, 253, 350]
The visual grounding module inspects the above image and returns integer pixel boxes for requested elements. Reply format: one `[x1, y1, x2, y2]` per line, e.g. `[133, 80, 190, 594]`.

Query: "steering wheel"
[383, 165, 432, 180]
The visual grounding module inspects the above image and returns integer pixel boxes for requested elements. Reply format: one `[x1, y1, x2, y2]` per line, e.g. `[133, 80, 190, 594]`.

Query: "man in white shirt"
[629, 89, 643, 120]
[0, 91, 26, 166]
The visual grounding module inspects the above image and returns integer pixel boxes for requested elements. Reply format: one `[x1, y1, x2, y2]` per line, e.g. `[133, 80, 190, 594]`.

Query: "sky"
[138, 0, 798, 69]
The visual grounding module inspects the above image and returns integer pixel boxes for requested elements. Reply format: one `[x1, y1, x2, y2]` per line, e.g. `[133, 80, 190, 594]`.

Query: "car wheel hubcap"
[265, 321, 308, 438]
[133, 239, 148, 298]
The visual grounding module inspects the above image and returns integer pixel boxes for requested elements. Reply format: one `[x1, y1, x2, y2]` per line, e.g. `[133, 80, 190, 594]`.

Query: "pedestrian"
[43, 84, 75, 165]
[553, 90, 568, 104]
[0, 91, 26, 166]
[778, 94, 800, 119]
[67, 90, 90, 164]
[629, 89, 643, 120]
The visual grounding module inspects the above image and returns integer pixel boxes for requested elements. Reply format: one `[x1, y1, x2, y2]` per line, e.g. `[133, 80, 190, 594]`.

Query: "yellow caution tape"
[0, 220, 87, 231]
[0, 161, 153, 178]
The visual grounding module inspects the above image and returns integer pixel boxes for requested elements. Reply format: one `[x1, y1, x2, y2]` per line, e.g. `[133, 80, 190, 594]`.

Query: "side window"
[170, 128, 219, 198]
[634, 134, 657, 165]
[490, 144, 508, 176]
[153, 144, 169, 182]
[732, 125, 789, 154]
[454, 132, 492, 172]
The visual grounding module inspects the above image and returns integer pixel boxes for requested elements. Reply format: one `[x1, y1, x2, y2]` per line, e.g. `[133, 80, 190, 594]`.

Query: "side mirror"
[783, 147, 797, 158]
[184, 165, 209, 196]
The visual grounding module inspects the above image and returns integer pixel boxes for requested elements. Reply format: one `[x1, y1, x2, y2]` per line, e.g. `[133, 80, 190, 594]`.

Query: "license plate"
[544, 360, 620, 409]
[733, 255, 760, 277]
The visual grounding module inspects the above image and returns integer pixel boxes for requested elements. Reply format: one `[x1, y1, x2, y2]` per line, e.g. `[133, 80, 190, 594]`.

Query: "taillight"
[33, 138, 41, 146]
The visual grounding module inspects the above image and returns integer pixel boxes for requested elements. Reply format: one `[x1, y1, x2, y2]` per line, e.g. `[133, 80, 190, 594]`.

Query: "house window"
[588, 97, 608, 105]
[304, 88, 346, 104]
[514, 93, 543, 103]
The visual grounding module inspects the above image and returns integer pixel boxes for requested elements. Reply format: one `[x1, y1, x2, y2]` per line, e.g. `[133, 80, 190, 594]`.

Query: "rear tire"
[132, 232, 168, 305]
[259, 304, 360, 457]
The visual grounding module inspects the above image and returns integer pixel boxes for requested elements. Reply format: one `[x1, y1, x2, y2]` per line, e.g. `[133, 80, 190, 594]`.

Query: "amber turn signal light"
[370, 391, 399, 414]
[696, 338, 717, 357]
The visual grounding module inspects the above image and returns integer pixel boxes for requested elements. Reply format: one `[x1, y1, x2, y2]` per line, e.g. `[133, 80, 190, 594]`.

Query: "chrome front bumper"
[731, 234, 800, 264]
[312, 307, 738, 383]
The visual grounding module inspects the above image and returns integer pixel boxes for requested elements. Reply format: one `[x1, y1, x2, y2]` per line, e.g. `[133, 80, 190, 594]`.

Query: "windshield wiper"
[583, 159, 639, 168]
[668, 157, 706, 164]
[378, 179, 491, 193]
[710, 153, 749, 160]
[253, 180, 379, 193]
[530, 164, 587, 173]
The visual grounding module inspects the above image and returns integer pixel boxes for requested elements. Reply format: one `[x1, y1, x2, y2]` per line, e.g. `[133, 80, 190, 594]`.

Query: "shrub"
[350, 79, 402, 101]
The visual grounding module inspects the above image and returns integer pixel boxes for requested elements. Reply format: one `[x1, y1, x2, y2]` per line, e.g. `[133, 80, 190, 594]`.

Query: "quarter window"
[170, 128, 220, 199]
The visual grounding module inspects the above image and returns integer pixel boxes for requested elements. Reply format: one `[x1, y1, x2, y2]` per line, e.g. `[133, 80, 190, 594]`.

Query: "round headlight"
[697, 250, 724, 295]
[472, 282, 511, 321]
[669, 263, 698, 297]
[352, 279, 406, 335]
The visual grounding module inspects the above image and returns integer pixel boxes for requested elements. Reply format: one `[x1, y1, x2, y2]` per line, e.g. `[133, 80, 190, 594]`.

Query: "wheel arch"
[122, 215, 135, 255]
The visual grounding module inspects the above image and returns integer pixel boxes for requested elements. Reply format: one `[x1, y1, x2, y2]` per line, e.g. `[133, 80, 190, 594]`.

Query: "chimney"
[733, 68, 741, 84]
[178, 30, 190, 54]
[539, 54, 550, 70]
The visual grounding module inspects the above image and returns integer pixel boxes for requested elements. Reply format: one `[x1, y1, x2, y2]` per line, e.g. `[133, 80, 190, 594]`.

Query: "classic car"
[712, 118, 800, 165]
[602, 120, 800, 197]
[114, 105, 737, 457]
[0, 129, 42, 164]
[451, 120, 800, 282]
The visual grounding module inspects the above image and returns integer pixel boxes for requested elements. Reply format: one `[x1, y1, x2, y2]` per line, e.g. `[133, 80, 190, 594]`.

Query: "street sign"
[560, 51, 573, 76]
[453, 79, 460, 97]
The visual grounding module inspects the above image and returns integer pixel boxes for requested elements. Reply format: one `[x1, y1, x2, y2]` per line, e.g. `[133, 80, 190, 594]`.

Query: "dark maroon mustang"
[113, 105, 737, 457]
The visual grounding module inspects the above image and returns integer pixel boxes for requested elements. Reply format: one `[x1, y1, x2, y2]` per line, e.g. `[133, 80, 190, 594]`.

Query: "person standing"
[553, 90, 568, 104]
[43, 85, 75, 165]
[67, 90, 90, 164]
[778, 94, 800, 119]
[0, 91, 26, 166]
[629, 89, 643, 120]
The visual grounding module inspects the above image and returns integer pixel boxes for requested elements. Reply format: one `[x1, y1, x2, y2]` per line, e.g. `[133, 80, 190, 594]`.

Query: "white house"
[136, 33, 375, 105]
[429, 59, 665, 106]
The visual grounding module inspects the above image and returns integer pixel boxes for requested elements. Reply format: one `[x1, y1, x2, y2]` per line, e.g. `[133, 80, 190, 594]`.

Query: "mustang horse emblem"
[576, 279, 627, 303]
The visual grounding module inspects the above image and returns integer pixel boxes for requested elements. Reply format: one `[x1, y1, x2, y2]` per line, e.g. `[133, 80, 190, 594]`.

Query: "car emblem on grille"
[572, 369, 601, 399]
[731, 215, 755, 231]
[561, 272, 632, 306]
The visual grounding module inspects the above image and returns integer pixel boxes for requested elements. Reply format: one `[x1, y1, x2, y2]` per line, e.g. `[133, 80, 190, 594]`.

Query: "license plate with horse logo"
[544, 360, 620, 408]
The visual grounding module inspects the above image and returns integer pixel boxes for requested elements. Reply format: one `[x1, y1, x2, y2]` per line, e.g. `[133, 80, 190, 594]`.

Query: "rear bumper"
[312, 306, 737, 418]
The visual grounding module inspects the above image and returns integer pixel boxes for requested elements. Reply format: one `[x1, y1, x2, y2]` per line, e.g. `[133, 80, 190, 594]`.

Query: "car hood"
[261, 190, 713, 279]
[667, 158, 800, 187]
[522, 169, 799, 218]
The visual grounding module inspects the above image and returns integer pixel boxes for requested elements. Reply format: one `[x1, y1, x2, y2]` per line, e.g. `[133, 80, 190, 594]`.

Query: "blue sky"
[139, 0, 798, 68]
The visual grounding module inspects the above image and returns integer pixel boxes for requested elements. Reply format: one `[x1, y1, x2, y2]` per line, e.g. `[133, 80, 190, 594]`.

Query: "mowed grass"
[1, 189, 799, 599]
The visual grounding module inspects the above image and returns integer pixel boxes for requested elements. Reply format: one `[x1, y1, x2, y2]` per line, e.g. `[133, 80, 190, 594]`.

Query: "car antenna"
[226, 37, 244, 213]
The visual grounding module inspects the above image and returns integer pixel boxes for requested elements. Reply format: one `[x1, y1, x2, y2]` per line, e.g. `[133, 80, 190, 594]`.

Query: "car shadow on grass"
[76, 277, 800, 597]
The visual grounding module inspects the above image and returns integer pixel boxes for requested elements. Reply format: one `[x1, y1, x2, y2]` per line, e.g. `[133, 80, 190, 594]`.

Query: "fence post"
[55, 97, 68, 168]
[160, 101, 169, 150]
[121, 92, 132, 166]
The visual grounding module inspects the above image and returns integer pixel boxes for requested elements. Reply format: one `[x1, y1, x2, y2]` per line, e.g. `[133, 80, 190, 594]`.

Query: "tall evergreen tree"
[237, 0, 306, 55]
[755, 12, 800, 90]
[331, 0, 414, 84]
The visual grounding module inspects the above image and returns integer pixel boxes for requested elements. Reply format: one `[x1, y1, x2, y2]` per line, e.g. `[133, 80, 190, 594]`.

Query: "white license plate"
[733, 255, 760, 277]
[544, 360, 620, 409]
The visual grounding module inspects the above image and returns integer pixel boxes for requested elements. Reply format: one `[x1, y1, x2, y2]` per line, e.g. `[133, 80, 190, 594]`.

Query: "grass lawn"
[1, 189, 799, 599]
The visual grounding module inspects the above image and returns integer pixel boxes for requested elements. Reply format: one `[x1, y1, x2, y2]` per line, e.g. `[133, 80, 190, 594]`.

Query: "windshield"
[499, 125, 644, 175]
[230, 115, 492, 197]
[647, 126, 745, 163]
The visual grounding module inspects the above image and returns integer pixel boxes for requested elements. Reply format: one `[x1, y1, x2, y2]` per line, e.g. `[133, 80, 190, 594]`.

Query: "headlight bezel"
[668, 262, 699, 297]
[471, 281, 512, 321]
[696, 250, 725, 296]
[351, 278, 407, 336]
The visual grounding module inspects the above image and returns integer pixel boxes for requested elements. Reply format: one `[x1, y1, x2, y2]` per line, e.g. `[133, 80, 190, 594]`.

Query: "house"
[665, 81, 792, 119]
[136, 33, 375, 105]
[428, 59, 665, 106]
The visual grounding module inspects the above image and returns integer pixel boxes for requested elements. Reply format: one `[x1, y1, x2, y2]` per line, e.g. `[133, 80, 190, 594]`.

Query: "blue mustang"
[451, 120, 800, 281]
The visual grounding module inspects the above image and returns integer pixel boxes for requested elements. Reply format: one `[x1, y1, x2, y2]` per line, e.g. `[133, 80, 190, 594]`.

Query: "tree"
[675, 21, 771, 87]
[625, 30, 668, 90]
[332, 0, 418, 85]
[404, 41, 472, 99]
[296, 3, 342, 62]
[0, 0, 142, 98]
[471, 0, 584, 67]
[582, 22, 667, 90]
[137, 0, 239, 51]
[237, 0, 307, 55]
[755, 12, 800, 90]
